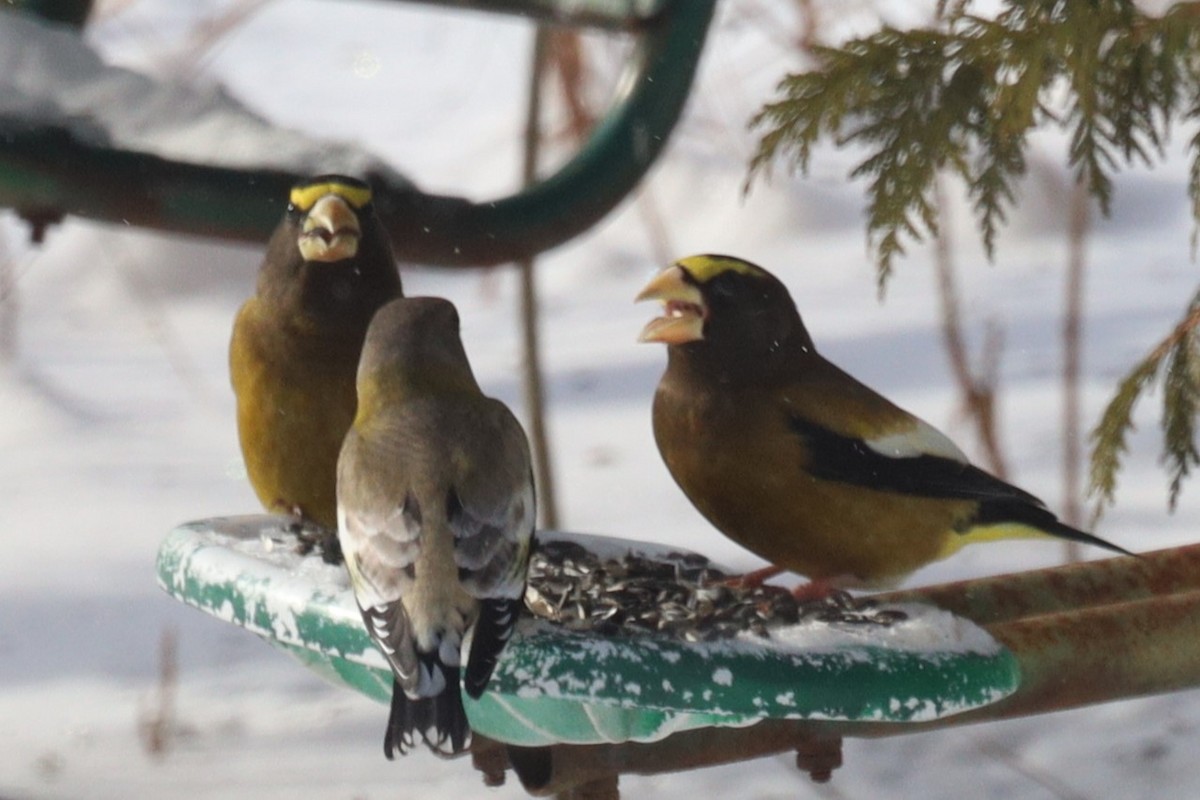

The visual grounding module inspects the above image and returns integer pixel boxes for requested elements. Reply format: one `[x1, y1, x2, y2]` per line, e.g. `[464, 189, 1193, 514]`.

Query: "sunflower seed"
[523, 542, 905, 643]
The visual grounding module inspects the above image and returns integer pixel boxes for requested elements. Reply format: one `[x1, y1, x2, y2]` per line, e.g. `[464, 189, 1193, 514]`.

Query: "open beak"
[297, 194, 362, 263]
[635, 265, 706, 344]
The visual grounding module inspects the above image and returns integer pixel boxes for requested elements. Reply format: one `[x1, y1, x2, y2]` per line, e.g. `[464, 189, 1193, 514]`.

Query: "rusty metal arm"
[0, 0, 715, 265]
[856, 543, 1200, 730]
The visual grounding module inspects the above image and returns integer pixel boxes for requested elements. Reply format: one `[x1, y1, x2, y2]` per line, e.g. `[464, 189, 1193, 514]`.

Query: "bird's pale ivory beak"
[635, 265, 706, 344]
[298, 194, 362, 263]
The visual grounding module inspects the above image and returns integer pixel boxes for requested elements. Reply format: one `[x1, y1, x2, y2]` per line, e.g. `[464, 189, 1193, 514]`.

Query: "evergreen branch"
[1088, 353, 1160, 519]
[747, 0, 1200, 284]
[1188, 106, 1200, 255]
[1162, 306, 1200, 510]
[746, 44, 869, 185]
[1089, 292, 1200, 517]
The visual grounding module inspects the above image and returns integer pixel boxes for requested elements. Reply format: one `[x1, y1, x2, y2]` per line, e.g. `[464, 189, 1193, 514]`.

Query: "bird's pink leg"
[791, 579, 838, 602]
[722, 564, 785, 589]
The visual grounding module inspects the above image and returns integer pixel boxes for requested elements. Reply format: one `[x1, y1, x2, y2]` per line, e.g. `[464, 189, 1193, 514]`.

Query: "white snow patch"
[756, 602, 1003, 657]
[0, 12, 403, 178]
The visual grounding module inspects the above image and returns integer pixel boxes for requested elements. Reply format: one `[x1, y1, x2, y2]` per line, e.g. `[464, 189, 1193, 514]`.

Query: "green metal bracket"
[402, 0, 670, 31]
[5, 0, 92, 28]
[0, 0, 716, 265]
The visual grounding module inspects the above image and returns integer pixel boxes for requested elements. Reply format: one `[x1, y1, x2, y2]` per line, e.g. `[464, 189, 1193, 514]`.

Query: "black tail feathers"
[1044, 517, 1137, 558]
[974, 499, 1136, 557]
[464, 597, 523, 699]
[383, 674, 470, 759]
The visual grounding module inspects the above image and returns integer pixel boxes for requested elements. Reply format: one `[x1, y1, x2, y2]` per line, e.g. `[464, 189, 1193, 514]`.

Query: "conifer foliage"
[748, 0, 1200, 517]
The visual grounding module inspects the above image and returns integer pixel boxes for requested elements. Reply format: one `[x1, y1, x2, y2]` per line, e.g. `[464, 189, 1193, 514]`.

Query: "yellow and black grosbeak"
[337, 297, 534, 757]
[637, 254, 1131, 592]
[230, 175, 402, 553]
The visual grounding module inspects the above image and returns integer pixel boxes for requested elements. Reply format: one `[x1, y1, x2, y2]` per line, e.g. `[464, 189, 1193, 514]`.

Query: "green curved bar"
[406, 0, 669, 31]
[0, 0, 715, 265]
[156, 517, 1020, 748]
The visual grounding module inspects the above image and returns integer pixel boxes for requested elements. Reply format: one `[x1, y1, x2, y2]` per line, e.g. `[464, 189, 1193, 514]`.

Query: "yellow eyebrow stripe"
[289, 181, 372, 212]
[675, 254, 760, 284]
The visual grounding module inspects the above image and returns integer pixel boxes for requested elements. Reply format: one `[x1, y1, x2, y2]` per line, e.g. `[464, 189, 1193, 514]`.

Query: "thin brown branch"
[1140, 301, 1200, 367]
[794, 0, 822, 52]
[520, 27, 560, 530]
[1063, 175, 1090, 560]
[137, 626, 179, 759]
[169, 0, 275, 78]
[546, 30, 596, 144]
[933, 178, 1010, 478]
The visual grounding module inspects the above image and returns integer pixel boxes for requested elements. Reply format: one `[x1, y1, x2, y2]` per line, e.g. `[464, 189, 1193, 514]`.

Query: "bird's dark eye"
[707, 274, 740, 301]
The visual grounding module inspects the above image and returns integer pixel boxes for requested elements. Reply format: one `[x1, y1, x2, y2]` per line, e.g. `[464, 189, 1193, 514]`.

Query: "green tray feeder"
[156, 516, 1020, 747]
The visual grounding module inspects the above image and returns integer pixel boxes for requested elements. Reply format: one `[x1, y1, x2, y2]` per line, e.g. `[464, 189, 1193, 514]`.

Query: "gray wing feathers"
[337, 431, 422, 610]
[449, 404, 534, 601]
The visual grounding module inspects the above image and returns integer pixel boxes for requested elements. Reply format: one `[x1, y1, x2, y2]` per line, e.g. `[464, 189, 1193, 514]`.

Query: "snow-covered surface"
[761, 602, 1001, 657]
[157, 518, 378, 663]
[0, 8, 407, 180]
[2, 1, 1199, 798]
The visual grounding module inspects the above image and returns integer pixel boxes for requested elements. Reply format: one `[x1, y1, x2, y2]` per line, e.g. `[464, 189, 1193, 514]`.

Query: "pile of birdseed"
[524, 539, 908, 643]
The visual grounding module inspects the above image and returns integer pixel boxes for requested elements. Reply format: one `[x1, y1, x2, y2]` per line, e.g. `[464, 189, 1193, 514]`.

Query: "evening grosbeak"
[637, 254, 1132, 592]
[230, 175, 402, 549]
[337, 296, 534, 757]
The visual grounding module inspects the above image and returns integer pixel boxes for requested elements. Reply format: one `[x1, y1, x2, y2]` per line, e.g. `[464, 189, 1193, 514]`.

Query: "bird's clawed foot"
[286, 510, 343, 565]
[721, 568, 851, 607]
[721, 564, 785, 590]
[790, 579, 840, 603]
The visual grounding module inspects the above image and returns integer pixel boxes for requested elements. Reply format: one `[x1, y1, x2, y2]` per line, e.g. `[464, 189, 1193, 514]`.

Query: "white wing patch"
[338, 495, 423, 610]
[864, 417, 968, 463]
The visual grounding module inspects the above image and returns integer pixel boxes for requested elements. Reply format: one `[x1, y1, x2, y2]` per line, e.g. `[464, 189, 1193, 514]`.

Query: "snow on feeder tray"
[155, 516, 1019, 749]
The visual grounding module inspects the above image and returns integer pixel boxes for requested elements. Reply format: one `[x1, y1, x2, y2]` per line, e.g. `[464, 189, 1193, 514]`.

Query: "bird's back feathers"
[338, 296, 534, 758]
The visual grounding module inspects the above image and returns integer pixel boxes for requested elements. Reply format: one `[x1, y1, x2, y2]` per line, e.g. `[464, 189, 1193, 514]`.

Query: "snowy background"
[1, 1, 1198, 798]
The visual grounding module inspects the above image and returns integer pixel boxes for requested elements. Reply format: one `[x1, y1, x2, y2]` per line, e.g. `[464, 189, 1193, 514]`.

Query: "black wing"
[787, 415, 1044, 505]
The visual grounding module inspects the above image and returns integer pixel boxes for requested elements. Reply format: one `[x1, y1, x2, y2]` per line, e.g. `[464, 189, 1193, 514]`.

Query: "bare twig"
[137, 626, 179, 759]
[547, 30, 596, 144]
[167, 0, 274, 78]
[932, 179, 1010, 478]
[794, 0, 822, 52]
[519, 27, 560, 530]
[1063, 175, 1090, 561]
